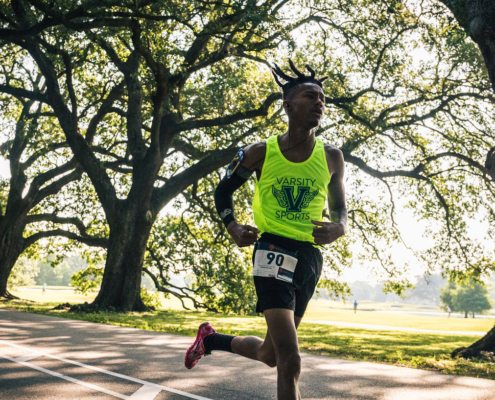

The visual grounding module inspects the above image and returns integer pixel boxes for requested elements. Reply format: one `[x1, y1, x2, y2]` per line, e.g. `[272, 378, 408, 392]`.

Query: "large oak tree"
[0, 65, 107, 299]
[433, 0, 495, 360]
[0, 0, 320, 310]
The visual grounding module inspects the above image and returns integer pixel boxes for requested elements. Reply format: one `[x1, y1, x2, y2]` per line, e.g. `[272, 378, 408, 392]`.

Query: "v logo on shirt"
[272, 185, 319, 212]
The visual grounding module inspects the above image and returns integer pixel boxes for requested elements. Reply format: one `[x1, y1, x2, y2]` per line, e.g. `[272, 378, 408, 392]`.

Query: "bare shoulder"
[242, 141, 266, 171]
[323, 143, 344, 175]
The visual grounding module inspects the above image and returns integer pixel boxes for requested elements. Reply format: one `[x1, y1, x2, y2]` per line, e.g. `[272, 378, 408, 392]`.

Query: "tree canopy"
[0, 0, 494, 315]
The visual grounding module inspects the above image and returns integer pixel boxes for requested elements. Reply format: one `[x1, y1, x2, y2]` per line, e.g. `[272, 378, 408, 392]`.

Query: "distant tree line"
[9, 255, 157, 290]
[440, 280, 493, 318]
[323, 274, 495, 312]
[332, 274, 447, 306]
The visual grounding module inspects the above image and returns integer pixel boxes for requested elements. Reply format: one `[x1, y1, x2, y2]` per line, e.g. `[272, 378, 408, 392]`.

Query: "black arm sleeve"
[214, 167, 252, 227]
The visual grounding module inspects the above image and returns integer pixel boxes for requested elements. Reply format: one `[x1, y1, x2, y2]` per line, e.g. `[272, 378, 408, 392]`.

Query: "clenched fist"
[311, 220, 345, 245]
[227, 221, 260, 248]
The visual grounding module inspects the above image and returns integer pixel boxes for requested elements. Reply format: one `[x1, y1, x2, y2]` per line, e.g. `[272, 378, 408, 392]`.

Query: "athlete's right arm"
[214, 142, 265, 248]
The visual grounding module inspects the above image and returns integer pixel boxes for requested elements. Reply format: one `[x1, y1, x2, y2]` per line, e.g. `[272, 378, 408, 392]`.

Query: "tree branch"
[23, 229, 108, 251]
[343, 153, 427, 180]
[0, 83, 48, 103]
[151, 147, 237, 213]
[176, 92, 281, 133]
[25, 213, 89, 236]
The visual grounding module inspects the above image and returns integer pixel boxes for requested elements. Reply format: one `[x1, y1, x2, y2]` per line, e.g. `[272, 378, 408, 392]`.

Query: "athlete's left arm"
[311, 147, 347, 245]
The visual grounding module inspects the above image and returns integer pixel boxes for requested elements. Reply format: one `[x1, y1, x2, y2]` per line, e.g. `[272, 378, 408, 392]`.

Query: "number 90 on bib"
[253, 241, 298, 283]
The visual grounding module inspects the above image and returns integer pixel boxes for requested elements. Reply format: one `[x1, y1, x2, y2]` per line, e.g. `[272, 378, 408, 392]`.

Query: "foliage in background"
[71, 264, 104, 294]
[7, 258, 38, 289]
[440, 279, 493, 317]
[144, 175, 257, 314]
[35, 262, 72, 287]
[140, 287, 162, 310]
[34, 256, 88, 287]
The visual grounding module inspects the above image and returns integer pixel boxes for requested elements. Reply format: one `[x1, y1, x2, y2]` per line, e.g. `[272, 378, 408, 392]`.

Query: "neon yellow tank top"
[252, 135, 331, 243]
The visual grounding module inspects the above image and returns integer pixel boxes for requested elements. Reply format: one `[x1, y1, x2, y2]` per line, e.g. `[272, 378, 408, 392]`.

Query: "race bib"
[253, 241, 298, 283]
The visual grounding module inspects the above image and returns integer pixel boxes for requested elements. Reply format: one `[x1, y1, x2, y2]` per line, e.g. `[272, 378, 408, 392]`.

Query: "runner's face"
[285, 83, 325, 128]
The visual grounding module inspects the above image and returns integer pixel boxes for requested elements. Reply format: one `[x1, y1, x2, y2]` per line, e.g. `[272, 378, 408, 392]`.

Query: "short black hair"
[272, 59, 328, 100]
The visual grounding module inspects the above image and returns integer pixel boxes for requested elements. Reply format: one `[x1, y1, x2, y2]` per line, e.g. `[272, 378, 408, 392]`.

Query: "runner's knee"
[276, 349, 301, 377]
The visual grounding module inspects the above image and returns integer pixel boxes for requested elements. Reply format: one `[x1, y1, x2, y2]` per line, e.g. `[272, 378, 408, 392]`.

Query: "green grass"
[2, 298, 495, 380]
[314, 298, 495, 315]
[305, 301, 495, 332]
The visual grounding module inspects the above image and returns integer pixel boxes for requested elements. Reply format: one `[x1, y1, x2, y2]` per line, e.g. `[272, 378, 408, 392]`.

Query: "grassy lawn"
[2, 292, 495, 380]
[305, 302, 495, 332]
[319, 299, 495, 314]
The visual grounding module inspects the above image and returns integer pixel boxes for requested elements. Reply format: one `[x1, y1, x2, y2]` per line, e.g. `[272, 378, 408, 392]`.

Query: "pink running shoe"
[185, 322, 216, 369]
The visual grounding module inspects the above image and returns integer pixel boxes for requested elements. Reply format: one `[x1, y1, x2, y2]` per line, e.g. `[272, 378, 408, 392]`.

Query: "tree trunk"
[465, 311, 468, 318]
[0, 223, 25, 300]
[439, 0, 495, 92]
[91, 204, 154, 312]
[452, 324, 495, 359]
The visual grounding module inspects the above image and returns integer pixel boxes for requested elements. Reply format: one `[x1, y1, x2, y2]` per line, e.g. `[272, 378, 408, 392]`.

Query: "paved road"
[1, 308, 495, 400]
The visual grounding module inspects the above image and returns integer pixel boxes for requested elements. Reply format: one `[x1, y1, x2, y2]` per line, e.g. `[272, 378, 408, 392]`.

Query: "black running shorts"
[252, 232, 323, 318]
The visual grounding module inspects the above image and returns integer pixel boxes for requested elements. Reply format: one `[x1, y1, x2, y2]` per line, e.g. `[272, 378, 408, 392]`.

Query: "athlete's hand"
[227, 221, 260, 248]
[311, 220, 345, 245]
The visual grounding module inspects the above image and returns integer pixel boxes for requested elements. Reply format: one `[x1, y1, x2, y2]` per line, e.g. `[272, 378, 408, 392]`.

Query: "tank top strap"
[314, 137, 326, 163]
[264, 135, 279, 161]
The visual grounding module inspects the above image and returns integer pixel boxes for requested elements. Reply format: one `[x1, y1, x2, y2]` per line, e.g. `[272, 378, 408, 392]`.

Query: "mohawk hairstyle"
[272, 59, 328, 100]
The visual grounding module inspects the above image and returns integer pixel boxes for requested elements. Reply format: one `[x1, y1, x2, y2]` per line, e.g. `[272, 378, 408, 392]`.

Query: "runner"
[354, 299, 358, 314]
[185, 60, 347, 400]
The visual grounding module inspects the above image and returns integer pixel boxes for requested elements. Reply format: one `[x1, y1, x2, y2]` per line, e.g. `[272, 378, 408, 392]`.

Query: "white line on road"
[0, 339, 213, 400]
[0, 352, 128, 400]
[13, 352, 42, 362]
[129, 385, 163, 399]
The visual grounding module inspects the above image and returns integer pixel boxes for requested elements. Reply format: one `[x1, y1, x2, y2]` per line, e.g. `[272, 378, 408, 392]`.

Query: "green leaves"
[145, 173, 257, 314]
[71, 264, 104, 294]
[440, 279, 493, 316]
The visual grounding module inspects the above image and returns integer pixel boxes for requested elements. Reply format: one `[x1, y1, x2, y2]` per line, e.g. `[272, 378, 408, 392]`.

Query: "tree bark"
[439, 0, 495, 92]
[91, 202, 155, 312]
[0, 223, 25, 299]
[452, 324, 495, 359]
[439, 0, 495, 359]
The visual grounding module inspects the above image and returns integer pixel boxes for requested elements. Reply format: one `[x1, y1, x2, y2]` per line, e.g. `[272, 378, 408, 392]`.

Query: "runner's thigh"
[263, 314, 303, 353]
[263, 308, 299, 352]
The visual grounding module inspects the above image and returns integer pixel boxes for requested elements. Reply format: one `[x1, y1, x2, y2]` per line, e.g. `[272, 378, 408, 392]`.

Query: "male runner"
[185, 60, 347, 400]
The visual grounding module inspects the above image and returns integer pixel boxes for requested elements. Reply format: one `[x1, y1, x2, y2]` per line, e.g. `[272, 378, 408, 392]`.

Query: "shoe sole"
[185, 322, 211, 369]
